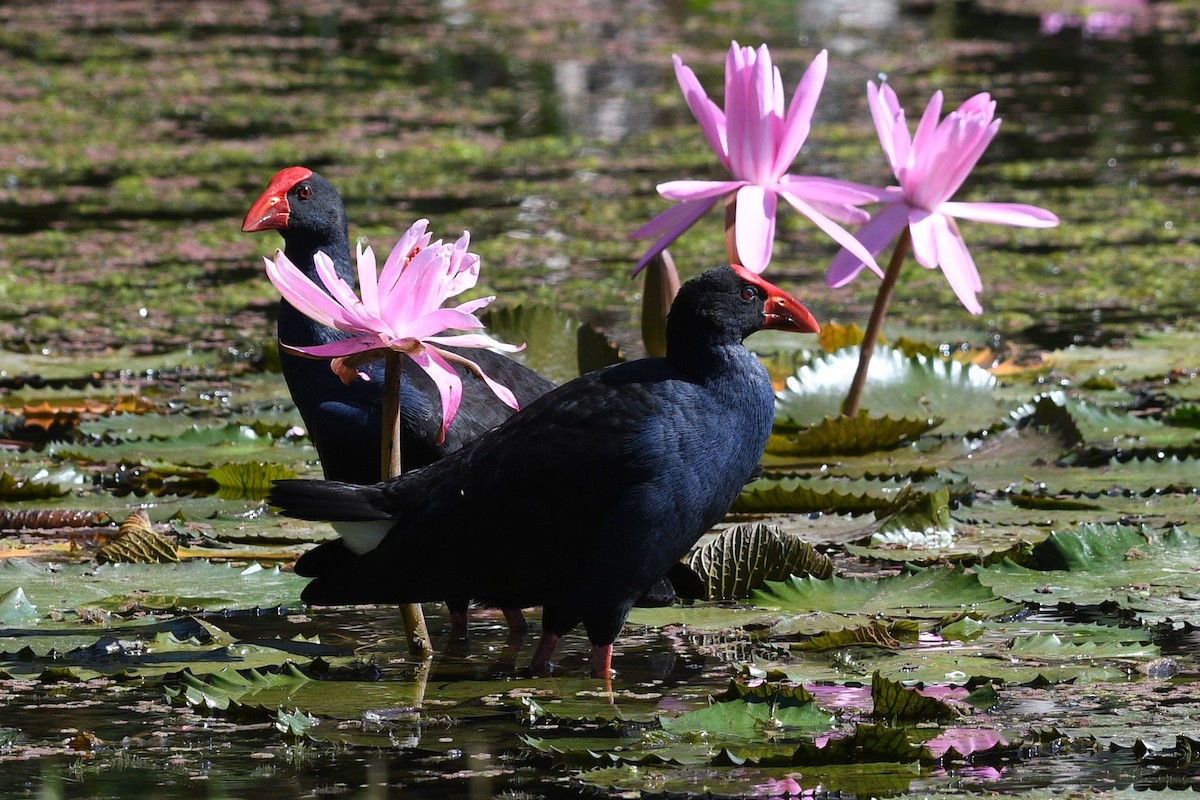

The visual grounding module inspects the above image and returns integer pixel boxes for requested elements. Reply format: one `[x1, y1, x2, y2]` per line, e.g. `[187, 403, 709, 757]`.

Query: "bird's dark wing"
[277, 358, 695, 605]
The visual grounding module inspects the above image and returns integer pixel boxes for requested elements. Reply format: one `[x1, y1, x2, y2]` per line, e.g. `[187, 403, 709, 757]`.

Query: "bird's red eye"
[297, 184, 313, 200]
[740, 285, 759, 301]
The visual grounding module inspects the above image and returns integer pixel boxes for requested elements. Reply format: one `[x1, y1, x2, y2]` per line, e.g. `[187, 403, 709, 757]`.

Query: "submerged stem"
[841, 228, 912, 418]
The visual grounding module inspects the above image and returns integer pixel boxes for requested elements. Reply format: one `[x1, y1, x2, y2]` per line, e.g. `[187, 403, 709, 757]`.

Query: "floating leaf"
[0, 559, 307, 615]
[685, 523, 832, 600]
[870, 672, 958, 721]
[95, 510, 179, 564]
[818, 321, 869, 353]
[207, 461, 299, 500]
[768, 413, 940, 457]
[0, 472, 69, 501]
[732, 476, 899, 515]
[792, 621, 919, 651]
[875, 487, 953, 540]
[0, 586, 39, 625]
[660, 694, 833, 739]
[483, 303, 621, 385]
[275, 707, 318, 737]
[976, 524, 1200, 623]
[776, 346, 1001, 436]
[791, 723, 929, 765]
[753, 567, 1018, 632]
[717, 679, 816, 707]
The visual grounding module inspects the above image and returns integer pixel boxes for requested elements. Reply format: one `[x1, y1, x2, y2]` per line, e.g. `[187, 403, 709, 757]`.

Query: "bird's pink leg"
[503, 608, 529, 636]
[529, 632, 560, 677]
[590, 643, 613, 680]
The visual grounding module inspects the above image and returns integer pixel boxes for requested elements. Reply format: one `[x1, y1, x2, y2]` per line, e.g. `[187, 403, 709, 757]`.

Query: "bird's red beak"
[731, 263, 820, 334]
[241, 166, 313, 233]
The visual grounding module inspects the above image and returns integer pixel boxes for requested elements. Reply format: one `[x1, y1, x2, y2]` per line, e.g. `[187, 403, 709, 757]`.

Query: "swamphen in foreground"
[242, 167, 699, 633]
[268, 263, 819, 677]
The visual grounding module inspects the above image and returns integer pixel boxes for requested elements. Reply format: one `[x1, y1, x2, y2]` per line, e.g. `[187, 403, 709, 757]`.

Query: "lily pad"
[751, 567, 1019, 633]
[976, 524, 1200, 623]
[775, 346, 1003, 436]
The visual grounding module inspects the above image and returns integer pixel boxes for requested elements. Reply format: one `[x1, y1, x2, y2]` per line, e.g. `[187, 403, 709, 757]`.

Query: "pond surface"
[2, 1, 1200, 798]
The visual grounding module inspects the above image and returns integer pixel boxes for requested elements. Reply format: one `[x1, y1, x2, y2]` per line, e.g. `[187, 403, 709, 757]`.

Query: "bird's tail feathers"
[269, 479, 393, 522]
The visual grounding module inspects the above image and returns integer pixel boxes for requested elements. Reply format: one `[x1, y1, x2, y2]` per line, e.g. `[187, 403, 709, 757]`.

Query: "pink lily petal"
[773, 50, 827, 178]
[285, 334, 386, 358]
[631, 197, 719, 274]
[932, 215, 984, 314]
[908, 89, 945, 170]
[412, 346, 463, 445]
[825, 201, 911, 287]
[427, 332, 525, 353]
[452, 296, 496, 317]
[868, 81, 910, 172]
[673, 55, 729, 172]
[314, 256, 380, 332]
[266, 252, 360, 331]
[355, 242, 380, 316]
[658, 179, 746, 202]
[907, 208, 940, 270]
[401, 307, 489, 340]
[431, 346, 522, 412]
[777, 188, 883, 275]
[378, 220, 432, 298]
[733, 185, 777, 273]
[778, 174, 885, 207]
[444, 231, 481, 296]
[939, 201, 1060, 227]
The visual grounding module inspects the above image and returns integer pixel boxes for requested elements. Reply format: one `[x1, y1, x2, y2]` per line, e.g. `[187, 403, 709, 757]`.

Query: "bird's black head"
[666, 264, 819, 354]
[242, 167, 348, 249]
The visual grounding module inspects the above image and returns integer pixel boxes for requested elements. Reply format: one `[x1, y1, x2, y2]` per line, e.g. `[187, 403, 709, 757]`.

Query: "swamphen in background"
[242, 167, 699, 634]
[243, 167, 554, 634]
[242, 167, 556, 481]
[268, 263, 820, 678]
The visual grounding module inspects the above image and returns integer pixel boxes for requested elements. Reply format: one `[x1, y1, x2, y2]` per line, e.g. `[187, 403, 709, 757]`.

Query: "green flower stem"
[382, 350, 433, 657]
[841, 228, 912, 418]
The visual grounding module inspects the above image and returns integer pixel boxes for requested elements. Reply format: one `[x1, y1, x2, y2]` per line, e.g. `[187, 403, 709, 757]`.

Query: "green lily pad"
[659, 696, 834, 739]
[0, 472, 69, 502]
[483, 303, 621, 385]
[871, 671, 958, 721]
[751, 567, 1019, 633]
[976, 524, 1200, 623]
[775, 346, 1003, 436]
[732, 475, 901, 515]
[207, 461, 299, 500]
[0, 558, 308, 617]
[0, 586, 39, 625]
[768, 412, 941, 457]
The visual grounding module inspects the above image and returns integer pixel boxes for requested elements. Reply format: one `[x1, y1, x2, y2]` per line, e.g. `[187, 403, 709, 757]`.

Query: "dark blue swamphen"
[242, 167, 557, 481]
[242, 167, 700, 634]
[268, 263, 820, 677]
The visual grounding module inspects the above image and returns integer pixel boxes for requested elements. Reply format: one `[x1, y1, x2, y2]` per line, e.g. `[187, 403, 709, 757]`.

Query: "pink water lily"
[826, 82, 1060, 313]
[630, 42, 880, 275]
[264, 219, 522, 442]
